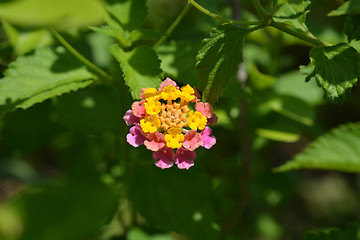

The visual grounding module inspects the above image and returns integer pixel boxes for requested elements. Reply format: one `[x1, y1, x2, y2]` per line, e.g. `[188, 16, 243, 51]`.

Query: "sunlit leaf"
[196, 24, 247, 103]
[0, 0, 105, 29]
[0, 47, 96, 113]
[274, 122, 360, 173]
[301, 43, 360, 104]
[273, 0, 311, 32]
[109, 44, 163, 99]
[107, 0, 147, 31]
[328, 0, 360, 16]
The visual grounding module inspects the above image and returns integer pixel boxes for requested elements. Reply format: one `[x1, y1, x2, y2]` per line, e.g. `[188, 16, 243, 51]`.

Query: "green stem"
[270, 21, 326, 46]
[153, 3, 191, 49]
[252, 0, 268, 21]
[51, 29, 113, 81]
[186, 0, 265, 26]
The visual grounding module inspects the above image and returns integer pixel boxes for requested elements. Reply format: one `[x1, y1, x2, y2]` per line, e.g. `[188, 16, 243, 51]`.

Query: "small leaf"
[328, 0, 360, 16]
[302, 43, 360, 104]
[274, 122, 360, 173]
[129, 165, 220, 240]
[196, 24, 247, 103]
[0, 47, 96, 113]
[344, 15, 360, 42]
[107, 0, 147, 31]
[273, 0, 311, 32]
[109, 44, 163, 99]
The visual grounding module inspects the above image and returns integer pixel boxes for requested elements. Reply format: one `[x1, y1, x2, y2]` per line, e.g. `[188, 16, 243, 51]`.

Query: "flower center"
[159, 102, 190, 131]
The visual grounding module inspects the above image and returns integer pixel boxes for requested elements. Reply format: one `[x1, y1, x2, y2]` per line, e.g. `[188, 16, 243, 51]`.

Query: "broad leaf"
[0, 0, 105, 29]
[196, 24, 247, 103]
[0, 47, 96, 113]
[109, 44, 163, 99]
[301, 43, 360, 104]
[274, 122, 360, 173]
[273, 0, 311, 32]
[2, 21, 53, 56]
[344, 15, 360, 42]
[129, 165, 220, 240]
[328, 0, 360, 16]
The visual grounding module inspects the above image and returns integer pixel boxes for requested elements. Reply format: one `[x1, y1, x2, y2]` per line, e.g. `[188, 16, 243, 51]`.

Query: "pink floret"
[175, 147, 196, 170]
[126, 124, 147, 147]
[182, 130, 202, 151]
[123, 110, 139, 126]
[131, 100, 146, 118]
[158, 77, 178, 90]
[201, 126, 216, 149]
[153, 146, 175, 169]
[144, 132, 166, 151]
[207, 113, 218, 126]
[195, 102, 214, 119]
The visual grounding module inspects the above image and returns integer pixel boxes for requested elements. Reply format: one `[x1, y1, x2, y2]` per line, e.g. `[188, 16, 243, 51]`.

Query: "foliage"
[0, 0, 360, 239]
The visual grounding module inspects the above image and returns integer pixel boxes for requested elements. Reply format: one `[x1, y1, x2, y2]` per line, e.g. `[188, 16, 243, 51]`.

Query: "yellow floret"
[180, 84, 195, 102]
[164, 127, 184, 148]
[161, 85, 181, 102]
[143, 88, 158, 99]
[144, 98, 161, 115]
[140, 116, 161, 133]
[187, 111, 207, 130]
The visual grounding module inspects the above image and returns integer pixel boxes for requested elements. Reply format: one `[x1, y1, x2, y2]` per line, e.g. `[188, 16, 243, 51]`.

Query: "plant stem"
[252, 0, 268, 21]
[186, 0, 265, 26]
[51, 29, 113, 81]
[153, 3, 191, 49]
[269, 21, 325, 46]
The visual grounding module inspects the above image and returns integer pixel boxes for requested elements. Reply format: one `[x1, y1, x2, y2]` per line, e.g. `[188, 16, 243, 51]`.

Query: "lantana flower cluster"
[123, 78, 217, 169]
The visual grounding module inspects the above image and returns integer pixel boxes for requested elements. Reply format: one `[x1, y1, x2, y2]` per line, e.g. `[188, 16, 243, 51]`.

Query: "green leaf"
[274, 122, 360, 173]
[328, 0, 360, 16]
[302, 43, 360, 104]
[196, 24, 247, 103]
[344, 15, 360, 42]
[2, 21, 53, 56]
[273, 71, 323, 105]
[0, 47, 96, 113]
[107, 0, 147, 31]
[0, 0, 105, 29]
[157, 40, 200, 86]
[109, 44, 163, 99]
[273, 0, 311, 32]
[129, 166, 220, 240]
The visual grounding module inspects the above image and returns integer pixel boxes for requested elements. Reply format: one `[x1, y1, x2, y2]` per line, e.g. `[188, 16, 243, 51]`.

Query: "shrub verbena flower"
[123, 78, 217, 169]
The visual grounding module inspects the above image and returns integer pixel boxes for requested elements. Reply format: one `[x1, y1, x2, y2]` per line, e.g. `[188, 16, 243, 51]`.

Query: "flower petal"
[158, 77, 177, 90]
[153, 146, 175, 169]
[183, 130, 202, 151]
[201, 126, 216, 149]
[123, 110, 139, 126]
[175, 147, 196, 170]
[126, 124, 147, 147]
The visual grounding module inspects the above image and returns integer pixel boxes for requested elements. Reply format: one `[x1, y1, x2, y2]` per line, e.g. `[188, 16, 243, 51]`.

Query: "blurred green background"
[0, 0, 360, 239]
